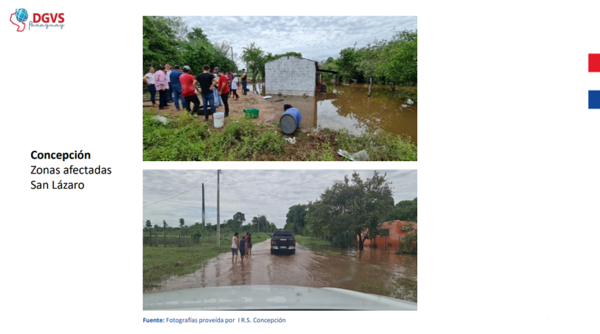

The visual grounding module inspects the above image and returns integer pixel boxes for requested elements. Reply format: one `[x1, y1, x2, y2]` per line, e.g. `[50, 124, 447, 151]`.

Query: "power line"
[143, 172, 217, 208]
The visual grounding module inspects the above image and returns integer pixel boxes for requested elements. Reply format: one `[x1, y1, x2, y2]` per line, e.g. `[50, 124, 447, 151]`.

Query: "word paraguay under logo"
[9, 8, 65, 32]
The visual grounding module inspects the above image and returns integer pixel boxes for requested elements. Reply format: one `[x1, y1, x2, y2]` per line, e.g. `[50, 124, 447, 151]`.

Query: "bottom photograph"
[142, 169, 417, 310]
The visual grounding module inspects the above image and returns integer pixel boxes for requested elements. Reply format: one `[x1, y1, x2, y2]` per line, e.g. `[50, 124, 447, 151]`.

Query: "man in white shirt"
[165, 64, 173, 103]
[231, 74, 239, 100]
[143, 67, 157, 107]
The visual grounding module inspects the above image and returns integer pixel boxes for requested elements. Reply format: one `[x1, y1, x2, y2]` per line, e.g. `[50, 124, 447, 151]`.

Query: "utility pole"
[202, 183, 205, 227]
[217, 170, 221, 247]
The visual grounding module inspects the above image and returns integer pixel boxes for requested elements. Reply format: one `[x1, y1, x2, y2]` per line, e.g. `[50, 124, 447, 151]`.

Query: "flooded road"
[149, 240, 417, 301]
[251, 82, 417, 144]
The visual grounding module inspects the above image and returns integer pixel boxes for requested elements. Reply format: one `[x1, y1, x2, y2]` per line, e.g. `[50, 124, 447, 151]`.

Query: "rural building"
[363, 220, 417, 249]
[265, 56, 318, 96]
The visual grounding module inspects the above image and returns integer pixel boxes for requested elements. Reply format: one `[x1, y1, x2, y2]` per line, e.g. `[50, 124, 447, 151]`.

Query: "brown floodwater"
[148, 240, 417, 302]
[251, 83, 417, 144]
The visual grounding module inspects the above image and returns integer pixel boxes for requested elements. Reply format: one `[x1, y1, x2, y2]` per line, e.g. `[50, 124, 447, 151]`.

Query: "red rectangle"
[589, 54, 600, 72]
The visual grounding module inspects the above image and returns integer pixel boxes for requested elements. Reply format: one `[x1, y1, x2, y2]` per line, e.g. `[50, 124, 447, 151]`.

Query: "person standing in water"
[231, 232, 239, 262]
[246, 233, 252, 256]
[239, 235, 246, 261]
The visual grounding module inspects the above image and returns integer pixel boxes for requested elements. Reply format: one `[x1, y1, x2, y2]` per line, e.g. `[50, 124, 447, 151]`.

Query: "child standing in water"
[239, 235, 246, 261]
[247, 233, 252, 256]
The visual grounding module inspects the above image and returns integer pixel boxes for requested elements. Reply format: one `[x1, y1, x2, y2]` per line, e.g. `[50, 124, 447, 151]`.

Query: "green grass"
[143, 232, 270, 290]
[294, 235, 332, 247]
[143, 244, 226, 291]
[337, 128, 417, 161]
[392, 276, 417, 302]
[143, 110, 417, 161]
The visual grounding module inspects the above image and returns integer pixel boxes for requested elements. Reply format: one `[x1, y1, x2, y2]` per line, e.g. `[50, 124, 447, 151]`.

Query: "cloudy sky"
[143, 170, 417, 228]
[183, 16, 417, 67]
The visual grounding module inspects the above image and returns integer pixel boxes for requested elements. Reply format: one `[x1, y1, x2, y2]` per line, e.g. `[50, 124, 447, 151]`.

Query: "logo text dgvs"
[32, 13, 64, 24]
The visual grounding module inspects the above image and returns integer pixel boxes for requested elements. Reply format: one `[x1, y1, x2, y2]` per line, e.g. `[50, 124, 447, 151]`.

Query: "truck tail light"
[293, 237, 296, 244]
[271, 237, 274, 244]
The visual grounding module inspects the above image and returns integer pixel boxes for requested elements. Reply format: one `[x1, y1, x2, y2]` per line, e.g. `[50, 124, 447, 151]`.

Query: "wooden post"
[368, 77, 373, 97]
[163, 220, 167, 247]
[217, 170, 220, 247]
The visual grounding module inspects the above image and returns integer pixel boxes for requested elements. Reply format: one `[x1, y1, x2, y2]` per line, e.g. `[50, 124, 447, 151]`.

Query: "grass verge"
[294, 235, 332, 247]
[143, 111, 416, 161]
[143, 232, 269, 291]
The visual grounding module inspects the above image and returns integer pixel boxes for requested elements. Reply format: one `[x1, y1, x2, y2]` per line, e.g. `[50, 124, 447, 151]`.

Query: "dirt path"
[143, 90, 314, 131]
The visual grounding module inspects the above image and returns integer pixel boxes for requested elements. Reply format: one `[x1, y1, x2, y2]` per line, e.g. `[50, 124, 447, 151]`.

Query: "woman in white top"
[231, 74, 239, 100]
[231, 232, 239, 260]
[143, 67, 157, 107]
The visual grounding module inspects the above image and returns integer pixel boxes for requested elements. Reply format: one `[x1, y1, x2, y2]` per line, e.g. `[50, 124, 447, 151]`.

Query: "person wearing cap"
[196, 64, 217, 121]
[143, 67, 157, 107]
[154, 66, 169, 109]
[231, 73, 240, 100]
[180, 66, 201, 115]
[169, 65, 185, 111]
[217, 69, 230, 117]
[212, 67, 222, 108]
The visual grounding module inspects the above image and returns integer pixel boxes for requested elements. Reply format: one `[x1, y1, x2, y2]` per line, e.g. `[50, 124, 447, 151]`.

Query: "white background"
[2, 0, 600, 332]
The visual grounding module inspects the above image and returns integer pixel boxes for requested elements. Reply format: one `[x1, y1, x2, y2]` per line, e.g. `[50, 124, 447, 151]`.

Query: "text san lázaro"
[30, 150, 112, 190]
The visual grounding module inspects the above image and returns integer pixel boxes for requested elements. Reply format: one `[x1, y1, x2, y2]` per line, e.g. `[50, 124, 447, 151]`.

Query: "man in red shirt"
[180, 66, 201, 115]
[218, 70, 230, 117]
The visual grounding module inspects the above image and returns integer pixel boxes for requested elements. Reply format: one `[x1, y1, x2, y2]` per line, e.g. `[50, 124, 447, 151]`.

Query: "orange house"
[362, 220, 417, 248]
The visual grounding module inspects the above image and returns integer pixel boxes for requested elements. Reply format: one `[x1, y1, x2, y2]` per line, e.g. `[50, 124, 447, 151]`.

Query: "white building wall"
[265, 56, 316, 96]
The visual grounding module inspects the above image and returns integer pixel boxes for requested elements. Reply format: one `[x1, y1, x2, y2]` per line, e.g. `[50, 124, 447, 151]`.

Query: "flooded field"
[148, 239, 417, 302]
[252, 82, 417, 144]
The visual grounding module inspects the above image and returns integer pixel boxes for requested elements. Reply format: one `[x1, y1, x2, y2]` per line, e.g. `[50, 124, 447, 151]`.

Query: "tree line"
[283, 171, 417, 249]
[143, 212, 278, 246]
[143, 16, 237, 75]
[143, 17, 416, 88]
[319, 30, 417, 87]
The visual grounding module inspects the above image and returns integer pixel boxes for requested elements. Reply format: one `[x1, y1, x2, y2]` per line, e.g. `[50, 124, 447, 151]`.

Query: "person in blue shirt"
[239, 236, 246, 261]
[169, 65, 185, 111]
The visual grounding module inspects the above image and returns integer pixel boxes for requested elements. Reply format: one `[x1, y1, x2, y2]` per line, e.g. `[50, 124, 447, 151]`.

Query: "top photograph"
[142, 16, 417, 161]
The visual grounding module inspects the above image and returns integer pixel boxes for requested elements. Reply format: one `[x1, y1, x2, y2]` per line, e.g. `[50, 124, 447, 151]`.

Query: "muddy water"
[149, 240, 417, 301]
[250, 82, 417, 144]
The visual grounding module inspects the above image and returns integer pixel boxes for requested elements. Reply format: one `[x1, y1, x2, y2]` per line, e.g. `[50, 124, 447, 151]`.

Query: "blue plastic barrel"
[280, 108, 302, 134]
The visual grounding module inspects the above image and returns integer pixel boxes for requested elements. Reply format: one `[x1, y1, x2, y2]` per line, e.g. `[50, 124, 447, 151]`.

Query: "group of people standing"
[144, 64, 249, 121]
[231, 232, 253, 262]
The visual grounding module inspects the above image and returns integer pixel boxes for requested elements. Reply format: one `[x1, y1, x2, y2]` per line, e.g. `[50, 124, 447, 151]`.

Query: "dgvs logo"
[10, 8, 65, 32]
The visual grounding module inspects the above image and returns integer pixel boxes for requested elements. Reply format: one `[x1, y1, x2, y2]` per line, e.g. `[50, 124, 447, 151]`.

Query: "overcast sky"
[143, 170, 417, 228]
[183, 16, 417, 67]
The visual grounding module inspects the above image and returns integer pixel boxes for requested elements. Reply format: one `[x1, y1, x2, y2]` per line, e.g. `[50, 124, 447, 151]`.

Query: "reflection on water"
[250, 82, 417, 144]
[150, 240, 417, 302]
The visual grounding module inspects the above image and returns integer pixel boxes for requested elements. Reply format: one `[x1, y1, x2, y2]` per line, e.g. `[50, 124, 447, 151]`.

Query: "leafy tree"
[337, 46, 360, 82]
[143, 16, 179, 71]
[284, 204, 308, 235]
[225, 212, 246, 230]
[241, 42, 265, 81]
[389, 198, 417, 222]
[305, 171, 394, 249]
[187, 27, 207, 42]
[376, 30, 417, 86]
[251, 215, 270, 232]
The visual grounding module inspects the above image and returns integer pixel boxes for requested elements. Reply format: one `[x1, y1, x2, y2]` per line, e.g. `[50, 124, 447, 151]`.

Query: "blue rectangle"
[589, 90, 600, 109]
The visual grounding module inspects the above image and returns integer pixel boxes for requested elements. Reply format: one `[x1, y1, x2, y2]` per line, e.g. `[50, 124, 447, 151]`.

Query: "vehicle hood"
[143, 285, 416, 310]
